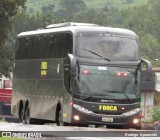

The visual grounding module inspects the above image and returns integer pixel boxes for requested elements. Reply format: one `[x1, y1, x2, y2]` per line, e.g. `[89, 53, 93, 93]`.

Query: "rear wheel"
[19, 109, 24, 123]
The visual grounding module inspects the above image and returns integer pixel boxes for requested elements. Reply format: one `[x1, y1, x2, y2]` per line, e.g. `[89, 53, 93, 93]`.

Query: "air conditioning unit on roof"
[46, 22, 99, 29]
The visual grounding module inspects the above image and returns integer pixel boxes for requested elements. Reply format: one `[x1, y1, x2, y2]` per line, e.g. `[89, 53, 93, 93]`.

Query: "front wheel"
[56, 110, 62, 126]
[135, 126, 141, 130]
[56, 110, 69, 126]
[25, 107, 31, 124]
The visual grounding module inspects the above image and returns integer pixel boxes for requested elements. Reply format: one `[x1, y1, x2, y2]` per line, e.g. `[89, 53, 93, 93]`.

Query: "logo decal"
[41, 62, 47, 77]
[99, 105, 117, 111]
[101, 99, 115, 103]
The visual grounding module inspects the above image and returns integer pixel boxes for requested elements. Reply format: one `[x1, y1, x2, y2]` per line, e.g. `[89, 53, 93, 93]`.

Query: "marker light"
[73, 115, 80, 121]
[121, 107, 125, 110]
[115, 72, 128, 77]
[116, 72, 121, 76]
[83, 70, 89, 74]
[123, 73, 128, 77]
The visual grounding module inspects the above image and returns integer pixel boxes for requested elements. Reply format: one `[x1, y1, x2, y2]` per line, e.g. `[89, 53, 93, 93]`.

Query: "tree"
[117, 1, 160, 67]
[0, 0, 26, 77]
[58, 0, 87, 21]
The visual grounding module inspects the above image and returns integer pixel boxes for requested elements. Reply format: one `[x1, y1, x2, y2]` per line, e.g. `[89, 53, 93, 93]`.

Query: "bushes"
[151, 106, 160, 122]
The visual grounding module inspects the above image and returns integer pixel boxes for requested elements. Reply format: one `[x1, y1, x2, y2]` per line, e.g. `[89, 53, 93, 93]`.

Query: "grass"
[0, 138, 23, 140]
[0, 117, 5, 122]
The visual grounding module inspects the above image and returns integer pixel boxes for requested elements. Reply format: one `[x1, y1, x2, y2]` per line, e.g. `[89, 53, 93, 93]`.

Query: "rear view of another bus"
[0, 74, 18, 122]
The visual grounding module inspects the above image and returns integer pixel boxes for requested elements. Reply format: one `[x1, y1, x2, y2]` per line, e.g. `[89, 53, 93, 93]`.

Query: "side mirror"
[68, 54, 77, 77]
[141, 58, 152, 79]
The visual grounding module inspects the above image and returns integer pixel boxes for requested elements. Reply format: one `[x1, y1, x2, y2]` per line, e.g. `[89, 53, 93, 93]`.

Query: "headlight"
[122, 108, 140, 116]
[73, 104, 94, 114]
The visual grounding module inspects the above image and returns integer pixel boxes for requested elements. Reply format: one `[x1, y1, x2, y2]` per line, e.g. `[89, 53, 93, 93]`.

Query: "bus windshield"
[75, 33, 140, 61]
[74, 65, 140, 101]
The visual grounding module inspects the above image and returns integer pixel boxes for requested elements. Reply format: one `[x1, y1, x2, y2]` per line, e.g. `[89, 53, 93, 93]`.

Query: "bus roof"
[17, 22, 138, 39]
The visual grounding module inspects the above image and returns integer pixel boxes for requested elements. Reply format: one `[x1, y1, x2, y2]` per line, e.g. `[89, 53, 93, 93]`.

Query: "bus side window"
[31, 36, 38, 59]
[39, 35, 46, 59]
[46, 34, 56, 58]
[28, 36, 35, 59]
[63, 33, 73, 58]
[55, 34, 65, 58]
[16, 38, 28, 60]
[15, 39, 20, 60]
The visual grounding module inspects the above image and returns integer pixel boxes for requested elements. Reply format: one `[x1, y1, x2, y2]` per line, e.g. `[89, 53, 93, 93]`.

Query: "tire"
[135, 126, 141, 130]
[25, 107, 31, 124]
[19, 109, 24, 123]
[56, 110, 62, 126]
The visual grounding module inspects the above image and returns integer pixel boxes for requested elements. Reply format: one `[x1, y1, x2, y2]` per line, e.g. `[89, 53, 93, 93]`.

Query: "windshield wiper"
[82, 93, 115, 100]
[123, 93, 132, 103]
[82, 48, 110, 62]
[103, 90, 132, 103]
[103, 90, 123, 93]
[92, 93, 115, 97]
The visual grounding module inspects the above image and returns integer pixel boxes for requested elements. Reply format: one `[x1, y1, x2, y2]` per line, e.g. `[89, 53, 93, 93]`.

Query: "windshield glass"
[75, 33, 140, 61]
[74, 65, 140, 100]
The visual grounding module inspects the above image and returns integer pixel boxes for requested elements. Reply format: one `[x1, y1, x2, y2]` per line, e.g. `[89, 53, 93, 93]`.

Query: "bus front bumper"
[71, 109, 141, 128]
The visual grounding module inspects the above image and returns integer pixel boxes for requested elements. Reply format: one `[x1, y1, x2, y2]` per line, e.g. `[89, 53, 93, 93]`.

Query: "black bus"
[11, 22, 152, 129]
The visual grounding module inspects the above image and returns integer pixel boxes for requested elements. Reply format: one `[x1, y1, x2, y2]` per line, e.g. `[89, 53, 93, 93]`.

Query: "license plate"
[102, 117, 113, 122]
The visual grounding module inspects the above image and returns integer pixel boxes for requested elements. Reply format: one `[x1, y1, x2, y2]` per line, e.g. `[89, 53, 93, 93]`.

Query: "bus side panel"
[28, 58, 65, 121]
[62, 96, 73, 123]
[11, 56, 73, 122]
[11, 78, 30, 117]
[39, 80, 64, 120]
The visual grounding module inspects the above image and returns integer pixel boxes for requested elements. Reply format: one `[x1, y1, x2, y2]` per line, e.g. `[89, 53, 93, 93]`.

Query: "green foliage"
[2, 0, 160, 77]
[12, 0, 160, 68]
[151, 107, 160, 122]
[26, 0, 148, 13]
[0, 138, 23, 140]
[0, 43, 14, 77]
[116, 1, 160, 67]
[0, 0, 26, 44]
[0, 0, 26, 77]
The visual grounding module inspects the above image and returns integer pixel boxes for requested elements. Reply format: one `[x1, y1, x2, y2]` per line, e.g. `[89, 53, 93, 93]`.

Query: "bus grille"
[93, 111, 122, 115]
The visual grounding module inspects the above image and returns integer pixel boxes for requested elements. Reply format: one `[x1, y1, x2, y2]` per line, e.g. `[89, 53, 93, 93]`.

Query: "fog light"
[133, 119, 139, 124]
[73, 115, 80, 121]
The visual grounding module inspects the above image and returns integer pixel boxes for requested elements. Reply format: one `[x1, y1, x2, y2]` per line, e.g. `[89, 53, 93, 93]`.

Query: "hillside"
[26, 0, 148, 13]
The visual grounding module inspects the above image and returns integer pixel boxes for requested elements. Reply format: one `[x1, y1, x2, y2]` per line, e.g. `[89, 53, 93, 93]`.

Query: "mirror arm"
[68, 54, 77, 76]
[141, 58, 152, 72]
[141, 58, 152, 80]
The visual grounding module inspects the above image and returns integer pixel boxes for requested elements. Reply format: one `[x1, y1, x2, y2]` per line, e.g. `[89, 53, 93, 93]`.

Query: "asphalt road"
[0, 122, 160, 140]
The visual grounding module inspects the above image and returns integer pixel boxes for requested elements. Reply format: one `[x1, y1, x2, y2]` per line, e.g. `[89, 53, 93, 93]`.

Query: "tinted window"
[15, 32, 73, 60]
[15, 38, 30, 60]
[45, 33, 73, 58]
